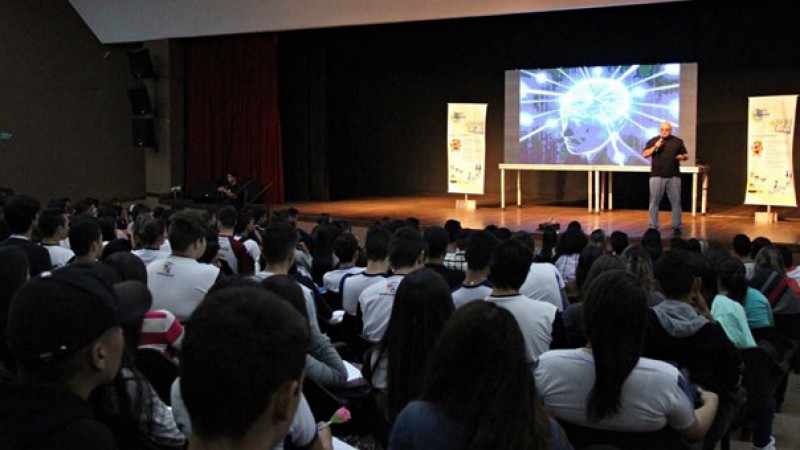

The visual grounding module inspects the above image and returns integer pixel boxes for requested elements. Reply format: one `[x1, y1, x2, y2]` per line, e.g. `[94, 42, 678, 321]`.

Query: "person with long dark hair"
[711, 257, 756, 349]
[535, 270, 718, 442]
[390, 301, 570, 449]
[368, 268, 454, 422]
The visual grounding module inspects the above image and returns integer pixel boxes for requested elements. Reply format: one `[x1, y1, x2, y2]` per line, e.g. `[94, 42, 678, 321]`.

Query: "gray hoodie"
[652, 299, 708, 338]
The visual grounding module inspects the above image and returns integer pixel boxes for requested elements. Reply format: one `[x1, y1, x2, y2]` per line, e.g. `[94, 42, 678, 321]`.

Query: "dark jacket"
[0, 382, 118, 449]
[642, 302, 742, 397]
[0, 237, 52, 277]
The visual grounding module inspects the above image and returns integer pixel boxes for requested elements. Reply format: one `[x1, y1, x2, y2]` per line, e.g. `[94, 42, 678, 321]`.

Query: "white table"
[499, 163, 710, 216]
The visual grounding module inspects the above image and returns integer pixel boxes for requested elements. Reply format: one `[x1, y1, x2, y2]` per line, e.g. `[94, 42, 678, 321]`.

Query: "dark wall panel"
[0, 1, 144, 202]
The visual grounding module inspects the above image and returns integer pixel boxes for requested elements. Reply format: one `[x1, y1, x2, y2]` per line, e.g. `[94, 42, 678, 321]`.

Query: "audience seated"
[423, 226, 465, 289]
[0, 246, 29, 374]
[0, 264, 147, 448]
[554, 226, 587, 284]
[322, 232, 364, 294]
[485, 239, 567, 362]
[536, 270, 718, 445]
[711, 257, 757, 349]
[365, 268, 453, 422]
[340, 227, 391, 316]
[261, 275, 347, 389]
[451, 230, 498, 308]
[132, 216, 170, 266]
[750, 245, 800, 339]
[37, 208, 74, 268]
[215, 206, 256, 275]
[609, 230, 629, 255]
[147, 210, 221, 321]
[621, 245, 665, 306]
[561, 254, 627, 348]
[442, 219, 467, 272]
[732, 234, 755, 280]
[643, 250, 743, 450]
[0, 194, 52, 276]
[69, 215, 104, 264]
[390, 301, 571, 449]
[358, 228, 426, 342]
[517, 232, 567, 311]
[178, 286, 329, 450]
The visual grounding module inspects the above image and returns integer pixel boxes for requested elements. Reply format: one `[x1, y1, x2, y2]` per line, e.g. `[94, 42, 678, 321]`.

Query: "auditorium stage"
[278, 195, 800, 247]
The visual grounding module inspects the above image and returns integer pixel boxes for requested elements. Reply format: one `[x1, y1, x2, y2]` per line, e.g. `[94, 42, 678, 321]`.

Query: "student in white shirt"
[451, 231, 498, 309]
[484, 240, 566, 362]
[37, 208, 74, 268]
[147, 211, 221, 321]
[359, 228, 427, 342]
[340, 228, 391, 316]
[322, 232, 364, 294]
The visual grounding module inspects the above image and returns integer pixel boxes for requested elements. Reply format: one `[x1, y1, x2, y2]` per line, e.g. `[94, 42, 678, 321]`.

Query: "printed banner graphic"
[448, 103, 487, 195]
[745, 95, 797, 207]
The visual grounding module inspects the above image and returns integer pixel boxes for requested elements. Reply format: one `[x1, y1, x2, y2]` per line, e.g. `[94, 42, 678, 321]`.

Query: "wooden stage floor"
[279, 195, 800, 247]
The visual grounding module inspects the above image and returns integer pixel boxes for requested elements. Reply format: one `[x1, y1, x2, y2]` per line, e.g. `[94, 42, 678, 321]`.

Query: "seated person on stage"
[215, 206, 256, 276]
[322, 232, 365, 294]
[0, 265, 136, 448]
[423, 226, 465, 290]
[147, 211, 222, 321]
[178, 287, 332, 450]
[451, 230, 498, 309]
[442, 219, 467, 272]
[216, 169, 244, 209]
[535, 270, 718, 443]
[643, 250, 742, 449]
[340, 227, 391, 316]
[484, 239, 567, 362]
[0, 194, 52, 276]
[37, 208, 74, 268]
[517, 232, 568, 311]
[390, 301, 571, 450]
[358, 228, 426, 343]
[69, 216, 104, 265]
[131, 216, 170, 266]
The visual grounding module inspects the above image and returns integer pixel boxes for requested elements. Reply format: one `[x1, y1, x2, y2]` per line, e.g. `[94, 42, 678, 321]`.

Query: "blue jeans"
[648, 176, 682, 230]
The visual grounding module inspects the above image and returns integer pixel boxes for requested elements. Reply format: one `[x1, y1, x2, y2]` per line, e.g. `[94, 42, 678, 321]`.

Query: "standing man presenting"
[643, 121, 689, 235]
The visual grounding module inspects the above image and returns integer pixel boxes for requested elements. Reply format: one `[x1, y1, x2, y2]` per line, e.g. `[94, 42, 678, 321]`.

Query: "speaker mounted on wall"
[132, 118, 157, 149]
[128, 85, 153, 116]
[127, 48, 155, 79]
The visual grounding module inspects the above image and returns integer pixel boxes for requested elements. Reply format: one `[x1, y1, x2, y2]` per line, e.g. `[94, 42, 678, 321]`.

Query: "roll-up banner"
[745, 95, 797, 207]
[447, 103, 487, 195]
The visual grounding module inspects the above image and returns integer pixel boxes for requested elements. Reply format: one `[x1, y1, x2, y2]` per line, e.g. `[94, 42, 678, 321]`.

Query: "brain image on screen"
[518, 64, 680, 165]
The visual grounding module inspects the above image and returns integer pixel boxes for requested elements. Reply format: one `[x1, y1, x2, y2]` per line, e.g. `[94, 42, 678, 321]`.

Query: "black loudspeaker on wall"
[127, 48, 155, 79]
[128, 85, 153, 115]
[132, 118, 157, 149]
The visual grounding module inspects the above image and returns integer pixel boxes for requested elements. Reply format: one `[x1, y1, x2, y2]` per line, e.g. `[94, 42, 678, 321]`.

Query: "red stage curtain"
[185, 34, 284, 203]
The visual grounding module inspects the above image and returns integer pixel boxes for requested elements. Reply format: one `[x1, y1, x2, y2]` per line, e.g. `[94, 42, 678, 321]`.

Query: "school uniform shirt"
[359, 274, 404, 342]
[147, 255, 220, 321]
[340, 271, 389, 316]
[41, 243, 74, 268]
[451, 281, 493, 309]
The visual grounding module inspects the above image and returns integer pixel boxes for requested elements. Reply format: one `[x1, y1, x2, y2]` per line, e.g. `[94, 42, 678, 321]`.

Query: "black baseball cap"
[6, 264, 152, 363]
